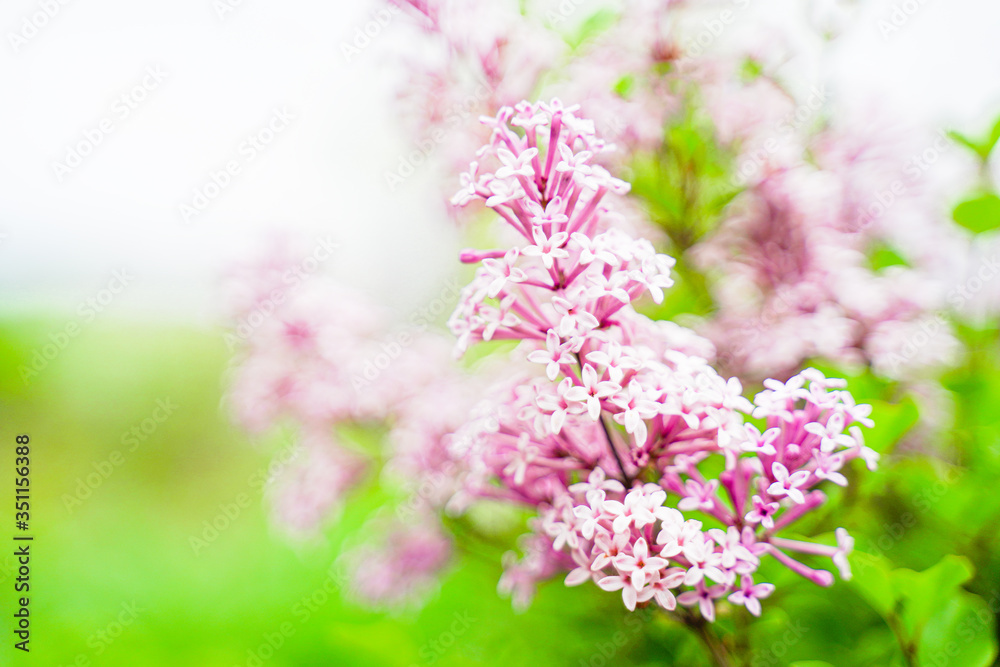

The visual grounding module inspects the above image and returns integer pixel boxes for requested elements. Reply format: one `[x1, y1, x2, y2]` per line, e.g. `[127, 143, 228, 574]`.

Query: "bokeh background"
[2, 0, 1000, 665]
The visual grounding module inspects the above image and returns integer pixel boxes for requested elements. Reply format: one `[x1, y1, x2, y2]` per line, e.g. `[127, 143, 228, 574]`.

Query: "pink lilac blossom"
[445, 101, 874, 619]
[693, 160, 959, 382]
[385, 0, 962, 385]
[269, 430, 367, 536]
[692, 106, 962, 383]
[224, 240, 482, 601]
[342, 517, 453, 610]
[223, 240, 393, 432]
[384, 0, 564, 187]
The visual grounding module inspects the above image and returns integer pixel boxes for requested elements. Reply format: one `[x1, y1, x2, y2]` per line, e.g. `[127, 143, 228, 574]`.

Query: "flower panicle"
[448, 100, 875, 620]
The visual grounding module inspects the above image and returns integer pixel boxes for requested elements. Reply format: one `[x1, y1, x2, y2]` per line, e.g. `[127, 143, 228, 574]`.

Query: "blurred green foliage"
[952, 194, 1000, 235]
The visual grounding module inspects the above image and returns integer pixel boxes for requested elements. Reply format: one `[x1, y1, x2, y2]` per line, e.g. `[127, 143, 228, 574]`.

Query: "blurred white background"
[1, 0, 998, 324]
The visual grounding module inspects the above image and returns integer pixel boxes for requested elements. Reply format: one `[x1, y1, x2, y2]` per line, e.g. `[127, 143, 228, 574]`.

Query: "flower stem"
[573, 351, 633, 486]
[672, 609, 735, 667]
[692, 618, 733, 667]
[733, 610, 751, 667]
[886, 612, 918, 667]
[599, 412, 633, 487]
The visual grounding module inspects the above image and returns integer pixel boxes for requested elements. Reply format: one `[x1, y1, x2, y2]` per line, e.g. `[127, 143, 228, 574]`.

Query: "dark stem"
[668, 608, 735, 667]
[599, 413, 633, 487]
[691, 616, 734, 667]
[886, 612, 918, 667]
[573, 351, 633, 487]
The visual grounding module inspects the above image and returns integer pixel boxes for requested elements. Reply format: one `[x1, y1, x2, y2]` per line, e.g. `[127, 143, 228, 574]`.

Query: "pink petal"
[622, 585, 637, 611]
[597, 576, 625, 592]
[565, 568, 591, 587]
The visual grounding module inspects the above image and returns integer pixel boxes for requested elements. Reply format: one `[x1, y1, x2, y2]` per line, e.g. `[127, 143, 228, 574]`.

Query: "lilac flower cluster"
[696, 130, 961, 382]
[384, 0, 962, 385]
[224, 239, 473, 604]
[444, 100, 874, 618]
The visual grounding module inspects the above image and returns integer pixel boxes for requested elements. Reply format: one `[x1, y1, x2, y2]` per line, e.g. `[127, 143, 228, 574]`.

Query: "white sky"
[1, 0, 998, 324]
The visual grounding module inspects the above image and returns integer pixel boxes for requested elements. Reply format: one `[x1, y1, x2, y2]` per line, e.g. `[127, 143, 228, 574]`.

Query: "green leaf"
[947, 130, 983, 157]
[918, 592, 998, 667]
[849, 552, 897, 618]
[869, 243, 909, 271]
[564, 8, 618, 51]
[329, 619, 419, 664]
[741, 58, 764, 82]
[628, 154, 685, 227]
[851, 554, 993, 667]
[613, 74, 635, 99]
[790, 662, 836, 667]
[891, 555, 975, 637]
[987, 115, 1000, 156]
[637, 266, 713, 319]
[461, 338, 519, 369]
[953, 194, 1000, 234]
[668, 124, 707, 165]
[947, 114, 1000, 161]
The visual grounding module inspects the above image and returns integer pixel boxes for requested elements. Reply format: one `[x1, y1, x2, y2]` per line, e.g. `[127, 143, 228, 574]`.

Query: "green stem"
[733, 610, 751, 667]
[692, 618, 734, 667]
[671, 609, 735, 667]
[599, 413, 633, 487]
[671, 254, 715, 314]
[886, 612, 919, 667]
